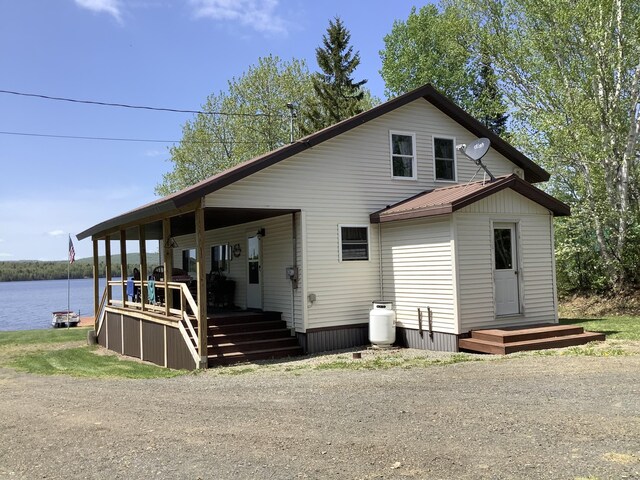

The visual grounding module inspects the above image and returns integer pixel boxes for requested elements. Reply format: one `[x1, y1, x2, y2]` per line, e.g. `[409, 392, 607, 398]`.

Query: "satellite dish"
[456, 137, 496, 181]
[465, 138, 490, 162]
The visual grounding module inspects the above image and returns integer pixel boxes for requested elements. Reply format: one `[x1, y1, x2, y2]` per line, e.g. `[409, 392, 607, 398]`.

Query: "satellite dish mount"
[456, 138, 495, 181]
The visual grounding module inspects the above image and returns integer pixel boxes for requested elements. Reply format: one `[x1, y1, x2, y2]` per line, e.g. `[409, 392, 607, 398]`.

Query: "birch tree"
[452, 0, 640, 291]
[157, 55, 313, 195]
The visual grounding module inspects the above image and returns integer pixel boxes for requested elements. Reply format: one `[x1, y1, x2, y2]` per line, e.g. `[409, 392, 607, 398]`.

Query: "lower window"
[339, 225, 369, 261]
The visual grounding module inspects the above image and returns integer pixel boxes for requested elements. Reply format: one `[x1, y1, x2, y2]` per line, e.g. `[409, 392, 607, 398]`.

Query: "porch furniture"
[207, 273, 236, 309]
[152, 266, 192, 304]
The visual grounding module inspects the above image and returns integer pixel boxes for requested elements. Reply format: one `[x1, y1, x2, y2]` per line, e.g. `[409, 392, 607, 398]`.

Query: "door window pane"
[494, 228, 513, 270]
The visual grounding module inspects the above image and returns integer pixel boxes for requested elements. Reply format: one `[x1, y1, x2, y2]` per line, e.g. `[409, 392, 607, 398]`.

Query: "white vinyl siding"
[202, 99, 525, 330]
[455, 189, 557, 331]
[380, 218, 456, 334]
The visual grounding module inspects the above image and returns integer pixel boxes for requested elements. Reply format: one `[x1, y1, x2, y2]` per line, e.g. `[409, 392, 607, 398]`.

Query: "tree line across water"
[0, 253, 160, 282]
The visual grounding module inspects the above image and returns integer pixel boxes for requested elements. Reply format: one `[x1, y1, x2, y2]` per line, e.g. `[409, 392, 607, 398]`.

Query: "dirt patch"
[1, 355, 639, 479]
[560, 291, 640, 317]
[78, 316, 94, 328]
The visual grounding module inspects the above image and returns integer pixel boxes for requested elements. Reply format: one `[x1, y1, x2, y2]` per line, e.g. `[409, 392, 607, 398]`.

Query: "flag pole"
[67, 235, 71, 329]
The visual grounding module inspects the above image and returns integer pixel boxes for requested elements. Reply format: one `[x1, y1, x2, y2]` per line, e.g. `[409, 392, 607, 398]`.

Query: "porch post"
[195, 202, 208, 369]
[120, 230, 127, 307]
[162, 218, 172, 316]
[105, 236, 112, 304]
[139, 225, 147, 311]
[92, 238, 99, 329]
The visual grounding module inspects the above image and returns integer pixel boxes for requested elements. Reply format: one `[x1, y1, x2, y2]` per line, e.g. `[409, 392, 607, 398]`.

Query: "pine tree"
[301, 17, 368, 134]
[473, 56, 508, 136]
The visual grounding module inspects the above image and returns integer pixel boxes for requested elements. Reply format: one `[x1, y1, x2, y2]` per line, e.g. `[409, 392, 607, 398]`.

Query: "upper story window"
[390, 131, 417, 180]
[339, 225, 369, 261]
[433, 137, 456, 182]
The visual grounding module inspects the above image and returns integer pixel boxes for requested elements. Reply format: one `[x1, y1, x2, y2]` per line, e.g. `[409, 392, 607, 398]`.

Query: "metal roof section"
[370, 174, 570, 223]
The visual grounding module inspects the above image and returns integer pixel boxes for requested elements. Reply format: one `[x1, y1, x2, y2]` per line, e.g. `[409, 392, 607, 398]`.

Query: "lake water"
[0, 278, 122, 331]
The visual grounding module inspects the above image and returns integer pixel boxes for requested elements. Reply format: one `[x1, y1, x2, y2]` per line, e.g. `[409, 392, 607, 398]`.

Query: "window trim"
[432, 135, 457, 183]
[338, 224, 370, 262]
[389, 130, 417, 180]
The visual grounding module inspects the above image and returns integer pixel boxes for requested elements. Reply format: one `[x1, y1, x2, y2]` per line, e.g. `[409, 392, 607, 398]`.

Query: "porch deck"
[458, 323, 606, 354]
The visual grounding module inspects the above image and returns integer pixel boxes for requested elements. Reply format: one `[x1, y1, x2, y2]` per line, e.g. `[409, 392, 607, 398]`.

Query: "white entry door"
[493, 223, 520, 316]
[247, 234, 262, 309]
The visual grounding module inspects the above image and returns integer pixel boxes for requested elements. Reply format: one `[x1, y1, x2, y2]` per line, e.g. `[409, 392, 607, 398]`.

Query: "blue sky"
[0, 0, 429, 261]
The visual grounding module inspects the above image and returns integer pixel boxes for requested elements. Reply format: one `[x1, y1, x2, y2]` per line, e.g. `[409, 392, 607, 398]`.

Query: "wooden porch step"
[209, 328, 292, 343]
[207, 311, 281, 326]
[208, 320, 286, 334]
[459, 331, 606, 355]
[207, 345, 303, 367]
[207, 337, 299, 355]
[471, 324, 585, 344]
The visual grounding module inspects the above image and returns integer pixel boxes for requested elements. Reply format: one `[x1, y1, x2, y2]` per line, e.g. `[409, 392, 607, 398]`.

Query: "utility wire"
[0, 130, 270, 145]
[0, 89, 280, 117]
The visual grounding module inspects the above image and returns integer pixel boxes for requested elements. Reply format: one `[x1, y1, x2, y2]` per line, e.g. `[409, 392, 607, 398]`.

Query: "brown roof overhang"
[78, 84, 550, 240]
[370, 175, 570, 224]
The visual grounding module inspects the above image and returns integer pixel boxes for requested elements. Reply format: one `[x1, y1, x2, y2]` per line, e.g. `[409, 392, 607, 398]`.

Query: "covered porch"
[78, 201, 302, 370]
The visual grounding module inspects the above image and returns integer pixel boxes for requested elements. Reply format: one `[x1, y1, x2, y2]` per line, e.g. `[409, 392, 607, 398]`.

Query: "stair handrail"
[179, 282, 201, 366]
[95, 286, 108, 337]
[177, 320, 200, 367]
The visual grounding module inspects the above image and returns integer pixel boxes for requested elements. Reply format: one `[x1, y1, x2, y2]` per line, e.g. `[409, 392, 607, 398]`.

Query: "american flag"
[68, 236, 75, 264]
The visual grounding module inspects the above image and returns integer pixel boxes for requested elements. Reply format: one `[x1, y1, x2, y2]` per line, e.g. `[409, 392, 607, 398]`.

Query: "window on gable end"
[434, 137, 456, 181]
[390, 131, 417, 180]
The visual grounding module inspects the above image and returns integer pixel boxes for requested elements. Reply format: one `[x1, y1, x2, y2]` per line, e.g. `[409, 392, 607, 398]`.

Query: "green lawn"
[560, 316, 640, 340]
[0, 327, 89, 347]
[0, 328, 187, 378]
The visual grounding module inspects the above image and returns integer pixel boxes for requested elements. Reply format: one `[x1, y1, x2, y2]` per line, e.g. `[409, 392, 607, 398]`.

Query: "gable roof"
[370, 174, 570, 223]
[77, 84, 550, 240]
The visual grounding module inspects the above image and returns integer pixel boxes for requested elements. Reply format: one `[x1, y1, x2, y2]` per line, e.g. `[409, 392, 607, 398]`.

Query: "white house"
[78, 84, 581, 369]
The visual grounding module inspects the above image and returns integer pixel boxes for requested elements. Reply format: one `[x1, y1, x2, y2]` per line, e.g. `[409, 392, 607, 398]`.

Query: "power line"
[0, 89, 280, 117]
[0, 130, 271, 145]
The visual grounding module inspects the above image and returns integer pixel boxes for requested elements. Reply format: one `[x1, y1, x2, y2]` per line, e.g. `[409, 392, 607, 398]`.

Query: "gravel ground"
[0, 353, 639, 479]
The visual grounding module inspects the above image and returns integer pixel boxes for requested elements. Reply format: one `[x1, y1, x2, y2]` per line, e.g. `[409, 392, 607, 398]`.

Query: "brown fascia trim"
[167, 84, 550, 208]
[372, 175, 570, 224]
[450, 175, 570, 216]
[424, 90, 550, 183]
[79, 84, 550, 239]
[371, 205, 454, 223]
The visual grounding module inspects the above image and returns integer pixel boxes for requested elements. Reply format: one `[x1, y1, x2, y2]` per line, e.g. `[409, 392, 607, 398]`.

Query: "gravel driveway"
[0, 354, 639, 479]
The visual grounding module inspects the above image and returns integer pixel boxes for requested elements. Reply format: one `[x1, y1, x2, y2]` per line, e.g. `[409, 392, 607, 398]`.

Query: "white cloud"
[74, 0, 123, 22]
[144, 149, 164, 158]
[48, 230, 66, 237]
[189, 0, 287, 35]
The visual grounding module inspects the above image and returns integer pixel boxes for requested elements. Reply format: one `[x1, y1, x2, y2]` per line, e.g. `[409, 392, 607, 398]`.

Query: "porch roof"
[77, 83, 550, 241]
[84, 207, 299, 241]
[369, 174, 570, 223]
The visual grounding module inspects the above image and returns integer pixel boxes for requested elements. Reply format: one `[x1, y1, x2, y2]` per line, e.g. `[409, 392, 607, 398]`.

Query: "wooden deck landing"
[458, 323, 606, 355]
